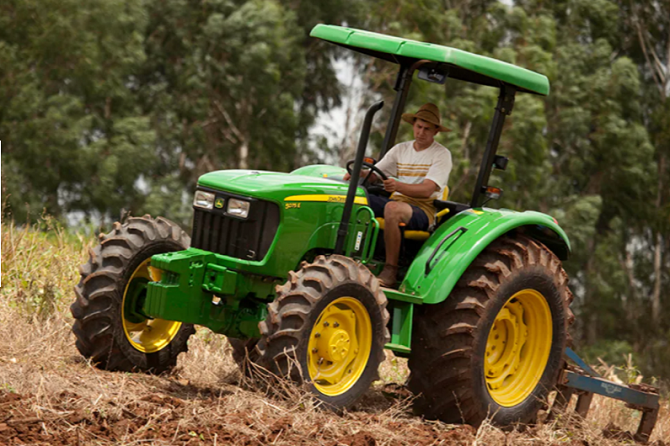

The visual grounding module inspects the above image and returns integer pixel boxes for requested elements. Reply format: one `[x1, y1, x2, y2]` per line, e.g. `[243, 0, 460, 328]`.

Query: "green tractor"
[71, 25, 574, 426]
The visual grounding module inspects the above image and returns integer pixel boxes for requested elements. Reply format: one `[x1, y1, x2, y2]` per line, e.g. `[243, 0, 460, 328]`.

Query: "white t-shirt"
[375, 140, 452, 224]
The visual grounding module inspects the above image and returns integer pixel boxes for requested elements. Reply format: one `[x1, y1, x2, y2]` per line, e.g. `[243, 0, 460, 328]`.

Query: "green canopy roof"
[310, 24, 550, 96]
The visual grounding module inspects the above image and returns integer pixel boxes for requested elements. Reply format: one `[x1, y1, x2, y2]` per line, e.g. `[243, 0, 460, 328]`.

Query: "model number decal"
[285, 203, 301, 210]
[355, 231, 363, 251]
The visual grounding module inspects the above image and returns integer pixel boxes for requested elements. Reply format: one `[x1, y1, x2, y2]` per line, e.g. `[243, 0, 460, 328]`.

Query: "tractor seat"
[374, 188, 459, 241]
[375, 214, 448, 241]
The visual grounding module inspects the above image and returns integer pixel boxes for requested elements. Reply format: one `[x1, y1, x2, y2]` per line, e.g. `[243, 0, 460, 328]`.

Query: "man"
[345, 103, 452, 286]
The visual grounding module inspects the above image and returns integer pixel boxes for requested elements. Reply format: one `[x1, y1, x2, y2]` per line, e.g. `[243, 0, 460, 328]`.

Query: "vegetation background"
[1, 0, 669, 392]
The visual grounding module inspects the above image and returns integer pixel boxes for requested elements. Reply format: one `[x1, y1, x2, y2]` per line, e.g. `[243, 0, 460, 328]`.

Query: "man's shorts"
[367, 195, 430, 231]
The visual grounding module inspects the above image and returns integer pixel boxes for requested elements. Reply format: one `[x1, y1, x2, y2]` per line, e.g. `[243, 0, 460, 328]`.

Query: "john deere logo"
[214, 198, 225, 209]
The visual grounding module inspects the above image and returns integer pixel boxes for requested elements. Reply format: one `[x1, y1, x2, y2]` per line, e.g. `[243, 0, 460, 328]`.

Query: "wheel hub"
[484, 289, 552, 407]
[322, 329, 350, 362]
[485, 303, 527, 389]
[307, 297, 372, 396]
[122, 258, 183, 354]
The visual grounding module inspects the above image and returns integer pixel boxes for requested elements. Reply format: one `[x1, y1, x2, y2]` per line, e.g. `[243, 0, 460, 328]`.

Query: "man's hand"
[383, 178, 398, 193]
[343, 172, 351, 181]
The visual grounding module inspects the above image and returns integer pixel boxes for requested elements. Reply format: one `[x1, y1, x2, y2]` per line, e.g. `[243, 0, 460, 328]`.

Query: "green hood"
[197, 169, 365, 202]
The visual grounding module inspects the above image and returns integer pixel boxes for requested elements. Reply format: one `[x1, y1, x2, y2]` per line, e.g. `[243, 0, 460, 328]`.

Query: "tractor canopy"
[310, 24, 549, 96]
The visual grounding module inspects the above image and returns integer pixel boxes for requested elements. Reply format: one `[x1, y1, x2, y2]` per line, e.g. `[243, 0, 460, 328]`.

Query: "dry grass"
[0, 219, 668, 445]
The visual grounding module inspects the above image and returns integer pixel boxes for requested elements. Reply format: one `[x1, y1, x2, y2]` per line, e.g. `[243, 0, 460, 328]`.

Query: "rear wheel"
[70, 216, 195, 373]
[253, 255, 390, 408]
[408, 235, 573, 426]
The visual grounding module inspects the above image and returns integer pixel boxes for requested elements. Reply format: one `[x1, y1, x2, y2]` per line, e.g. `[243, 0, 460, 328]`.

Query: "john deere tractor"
[71, 25, 574, 426]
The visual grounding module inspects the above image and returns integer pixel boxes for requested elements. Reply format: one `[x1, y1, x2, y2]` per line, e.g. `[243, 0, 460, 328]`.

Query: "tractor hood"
[197, 168, 366, 203]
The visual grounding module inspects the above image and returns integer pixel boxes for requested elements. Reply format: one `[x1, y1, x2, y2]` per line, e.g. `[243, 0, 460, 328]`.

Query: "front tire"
[408, 235, 574, 426]
[253, 255, 390, 409]
[70, 216, 195, 373]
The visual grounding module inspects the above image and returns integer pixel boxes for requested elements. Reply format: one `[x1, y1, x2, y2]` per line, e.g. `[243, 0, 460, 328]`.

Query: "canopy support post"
[379, 60, 431, 159]
[471, 84, 515, 208]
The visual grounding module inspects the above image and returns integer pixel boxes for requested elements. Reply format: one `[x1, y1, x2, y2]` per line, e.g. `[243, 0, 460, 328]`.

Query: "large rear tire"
[252, 255, 390, 409]
[70, 216, 195, 373]
[408, 234, 574, 426]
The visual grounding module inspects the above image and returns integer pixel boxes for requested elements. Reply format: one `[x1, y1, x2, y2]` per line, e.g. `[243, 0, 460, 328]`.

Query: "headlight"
[193, 191, 215, 209]
[226, 198, 250, 218]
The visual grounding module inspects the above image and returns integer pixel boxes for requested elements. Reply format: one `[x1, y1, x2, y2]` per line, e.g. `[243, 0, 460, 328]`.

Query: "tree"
[0, 0, 154, 224]
[1, 0, 364, 226]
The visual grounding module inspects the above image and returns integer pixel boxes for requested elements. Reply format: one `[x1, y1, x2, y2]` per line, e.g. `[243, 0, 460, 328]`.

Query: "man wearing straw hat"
[345, 103, 452, 286]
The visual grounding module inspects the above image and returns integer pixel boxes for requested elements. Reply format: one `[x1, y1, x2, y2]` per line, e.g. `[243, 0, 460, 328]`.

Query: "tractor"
[70, 25, 660, 437]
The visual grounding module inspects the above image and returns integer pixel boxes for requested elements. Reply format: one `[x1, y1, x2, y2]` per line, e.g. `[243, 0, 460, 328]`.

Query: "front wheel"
[408, 234, 574, 426]
[70, 216, 195, 373]
[252, 255, 390, 409]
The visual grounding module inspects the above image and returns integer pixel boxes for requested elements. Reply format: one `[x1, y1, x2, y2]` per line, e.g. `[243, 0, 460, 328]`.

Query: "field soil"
[0, 221, 668, 445]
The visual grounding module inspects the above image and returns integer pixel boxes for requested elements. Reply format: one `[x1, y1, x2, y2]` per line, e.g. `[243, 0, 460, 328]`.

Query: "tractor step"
[548, 348, 660, 444]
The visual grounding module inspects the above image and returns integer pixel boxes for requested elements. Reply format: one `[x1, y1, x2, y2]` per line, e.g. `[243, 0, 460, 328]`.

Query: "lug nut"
[315, 332, 320, 338]
[323, 321, 330, 327]
[333, 322, 340, 328]
[312, 348, 318, 353]
[318, 358, 324, 365]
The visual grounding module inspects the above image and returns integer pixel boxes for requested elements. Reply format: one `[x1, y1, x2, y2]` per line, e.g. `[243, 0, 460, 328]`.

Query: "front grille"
[191, 189, 280, 261]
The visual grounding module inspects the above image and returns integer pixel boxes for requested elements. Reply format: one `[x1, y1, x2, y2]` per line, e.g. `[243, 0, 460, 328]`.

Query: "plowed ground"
[0, 386, 475, 446]
[0, 222, 668, 445]
[0, 327, 668, 446]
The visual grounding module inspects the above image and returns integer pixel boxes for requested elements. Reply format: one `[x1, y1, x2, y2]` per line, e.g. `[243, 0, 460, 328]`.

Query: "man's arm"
[383, 178, 438, 198]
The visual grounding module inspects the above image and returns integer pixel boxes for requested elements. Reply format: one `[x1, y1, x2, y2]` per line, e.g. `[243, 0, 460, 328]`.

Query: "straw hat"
[401, 103, 450, 132]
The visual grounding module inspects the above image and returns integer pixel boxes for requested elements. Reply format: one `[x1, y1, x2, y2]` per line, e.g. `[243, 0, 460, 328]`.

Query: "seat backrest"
[441, 185, 450, 201]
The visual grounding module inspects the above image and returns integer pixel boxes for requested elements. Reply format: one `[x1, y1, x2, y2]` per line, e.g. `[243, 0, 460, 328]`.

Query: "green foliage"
[1, 0, 359, 226]
[0, 0, 151, 223]
[580, 339, 634, 370]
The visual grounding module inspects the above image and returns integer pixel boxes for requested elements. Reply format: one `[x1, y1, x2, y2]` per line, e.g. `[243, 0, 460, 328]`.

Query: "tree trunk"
[652, 154, 665, 325]
[239, 141, 249, 169]
[652, 231, 662, 323]
[584, 236, 598, 346]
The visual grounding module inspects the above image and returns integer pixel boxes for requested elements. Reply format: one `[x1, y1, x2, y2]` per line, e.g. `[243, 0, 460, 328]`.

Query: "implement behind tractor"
[548, 348, 660, 443]
[70, 25, 660, 441]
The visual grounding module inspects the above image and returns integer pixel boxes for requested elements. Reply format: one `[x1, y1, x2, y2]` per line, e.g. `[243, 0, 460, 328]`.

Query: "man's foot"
[377, 264, 398, 287]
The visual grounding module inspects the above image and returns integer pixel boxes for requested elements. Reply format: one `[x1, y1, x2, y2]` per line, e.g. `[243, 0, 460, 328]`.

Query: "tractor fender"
[401, 208, 570, 305]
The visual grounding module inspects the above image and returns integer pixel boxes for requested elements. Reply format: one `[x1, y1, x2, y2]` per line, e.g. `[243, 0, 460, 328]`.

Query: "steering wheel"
[345, 160, 388, 187]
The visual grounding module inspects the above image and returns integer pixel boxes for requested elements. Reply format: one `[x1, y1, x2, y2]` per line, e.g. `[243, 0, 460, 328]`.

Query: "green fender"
[400, 207, 571, 305]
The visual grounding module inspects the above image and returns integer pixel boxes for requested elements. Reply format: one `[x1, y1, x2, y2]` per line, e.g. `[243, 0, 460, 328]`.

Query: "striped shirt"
[375, 140, 452, 225]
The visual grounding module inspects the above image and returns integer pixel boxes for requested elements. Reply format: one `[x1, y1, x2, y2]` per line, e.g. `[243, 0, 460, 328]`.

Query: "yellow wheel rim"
[485, 289, 552, 407]
[122, 258, 182, 353]
[307, 297, 372, 396]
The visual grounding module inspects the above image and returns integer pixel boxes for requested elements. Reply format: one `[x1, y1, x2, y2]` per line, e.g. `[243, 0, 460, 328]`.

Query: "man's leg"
[367, 194, 392, 218]
[378, 201, 413, 286]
